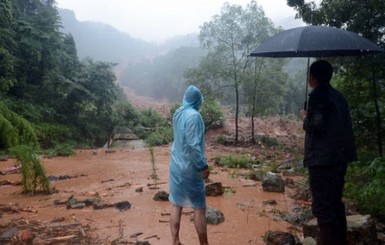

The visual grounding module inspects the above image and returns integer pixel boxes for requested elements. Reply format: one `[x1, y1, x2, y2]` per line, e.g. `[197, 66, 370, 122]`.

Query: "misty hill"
[59, 9, 155, 63]
[59, 9, 200, 63]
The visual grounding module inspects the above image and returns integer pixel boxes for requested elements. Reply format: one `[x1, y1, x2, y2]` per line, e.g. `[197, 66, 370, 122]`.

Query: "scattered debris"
[147, 182, 167, 187]
[0, 165, 21, 175]
[143, 234, 159, 240]
[48, 175, 73, 181]
[0, 218, 92, 244]
[263, 199, 278, 206]
[0, 180, 22, 186]
[130, 232, 143, 238]
[101, 178, 114, 183]
[0, 203, 38, 214]
[116, 182, 132, 188]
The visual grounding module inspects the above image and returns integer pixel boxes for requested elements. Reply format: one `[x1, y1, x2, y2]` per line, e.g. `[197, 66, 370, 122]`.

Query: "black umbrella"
[250, 25, 383, 57]
[249, 25, 384, 155]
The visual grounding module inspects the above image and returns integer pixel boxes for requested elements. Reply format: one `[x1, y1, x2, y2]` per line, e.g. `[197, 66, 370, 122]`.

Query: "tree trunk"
[235, 84, 239, 144]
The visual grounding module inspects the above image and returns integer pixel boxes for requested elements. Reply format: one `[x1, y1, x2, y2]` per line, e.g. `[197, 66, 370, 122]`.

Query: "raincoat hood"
[182, 85, 203, 110]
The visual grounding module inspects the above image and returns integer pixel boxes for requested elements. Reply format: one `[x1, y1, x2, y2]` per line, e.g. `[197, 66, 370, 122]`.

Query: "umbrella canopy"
[250, 25, 383, 57]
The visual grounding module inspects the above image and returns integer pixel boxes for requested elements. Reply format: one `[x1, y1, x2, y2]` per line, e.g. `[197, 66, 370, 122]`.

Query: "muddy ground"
[0, 114, 306, 245]
[1, 82, 308, 244]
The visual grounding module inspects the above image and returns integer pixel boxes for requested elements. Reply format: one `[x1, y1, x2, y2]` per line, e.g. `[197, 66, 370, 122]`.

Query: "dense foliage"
[0, 0, 138, 151]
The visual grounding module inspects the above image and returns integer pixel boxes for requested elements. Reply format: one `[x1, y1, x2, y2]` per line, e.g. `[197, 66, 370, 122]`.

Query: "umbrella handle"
[304, 57, 310, 110]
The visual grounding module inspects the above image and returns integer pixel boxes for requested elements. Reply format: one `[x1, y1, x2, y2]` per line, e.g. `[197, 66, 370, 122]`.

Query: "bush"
[45, 143, 76, 157]
[139, 108, 166, 128]
[169, 103, 180, 120]
[213, 154, 256, 169]
[260, 136, 280, 147]
[9, 145, 50, 194]
[345, 158, 385, 218]
[34, 123, 77, 149]
[200, 99, 224, 130]
[145, 126, 173, 147]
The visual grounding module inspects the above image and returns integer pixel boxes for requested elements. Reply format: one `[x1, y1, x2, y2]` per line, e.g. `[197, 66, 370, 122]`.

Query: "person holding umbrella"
[300, 60, 357, 245]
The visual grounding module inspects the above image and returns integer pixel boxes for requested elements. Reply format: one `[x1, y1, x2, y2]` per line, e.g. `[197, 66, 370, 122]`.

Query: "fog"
[55, 0, 303, 42]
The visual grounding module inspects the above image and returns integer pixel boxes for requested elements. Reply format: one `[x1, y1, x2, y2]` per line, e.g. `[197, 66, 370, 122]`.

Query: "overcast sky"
[55, 0, 303, 42]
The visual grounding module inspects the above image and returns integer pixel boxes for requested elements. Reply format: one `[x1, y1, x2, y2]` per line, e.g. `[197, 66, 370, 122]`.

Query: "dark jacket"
[303, 84, 357, 167]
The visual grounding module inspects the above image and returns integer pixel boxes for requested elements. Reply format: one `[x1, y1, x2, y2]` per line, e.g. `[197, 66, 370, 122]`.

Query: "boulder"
[153, 191, 169, 201]
[301, 237, 317, 245]
[263, 230, 300, 245]
[347, 215, 377, 245]
[205, 207, 225, 225]
[191, 207, 225, 225]
[262, 172, 285, 193]
[303, 215, 377, 244]
[205, 182, 224, 196]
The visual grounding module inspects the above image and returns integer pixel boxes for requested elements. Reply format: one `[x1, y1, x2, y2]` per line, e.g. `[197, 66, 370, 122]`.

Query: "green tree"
[0, 0, 16, 93]
[198, 1, 278, 143]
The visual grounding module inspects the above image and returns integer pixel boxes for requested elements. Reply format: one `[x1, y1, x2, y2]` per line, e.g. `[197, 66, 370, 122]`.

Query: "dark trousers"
[308, 163, 348, 245]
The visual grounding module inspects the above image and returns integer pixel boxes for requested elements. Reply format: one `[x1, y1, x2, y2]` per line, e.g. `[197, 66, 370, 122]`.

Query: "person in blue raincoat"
[169, 85, 210, 245]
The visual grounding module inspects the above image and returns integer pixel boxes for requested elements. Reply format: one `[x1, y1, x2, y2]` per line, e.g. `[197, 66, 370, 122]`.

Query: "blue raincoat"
[169, 85, 207, 209]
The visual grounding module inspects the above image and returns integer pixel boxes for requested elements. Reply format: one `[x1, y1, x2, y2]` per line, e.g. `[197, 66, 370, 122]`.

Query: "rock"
[53, 199, 68, 205]
[263, 230, 299, 245]
[134, 241, 151, 245]
[205, 207, 225, 225]
[301, 237, 317, 245]
[263, 199, 277, 206]
[66, 196, 86, 209]
[83, 197, 99, 206]
[302, 218, 318, 240]
[153, 191, 169, 201]
[282, 168, 304, 177]
[115, 201, 131, 211]
[48, 175, 72, 181]
[191, 207, 225, 225]
[284, 206, 313, 226]
[67, 202, 86, 209]
[0, 226, 17, 240]
[93, 202, 115, 210]
[303, 215, 377, 244]
[205, 182, 224, 196]
[347, 215, 377, 244]
[135, 187, 143, 192]
[262, 172, 285, 193]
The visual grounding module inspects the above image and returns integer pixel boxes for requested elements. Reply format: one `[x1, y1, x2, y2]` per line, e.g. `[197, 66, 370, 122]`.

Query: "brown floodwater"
[0, 144, 302, 245]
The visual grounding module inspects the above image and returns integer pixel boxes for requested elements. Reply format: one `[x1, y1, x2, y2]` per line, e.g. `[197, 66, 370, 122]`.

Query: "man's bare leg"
[170, 204, 183, 245]
[193, 208, 209, 245]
